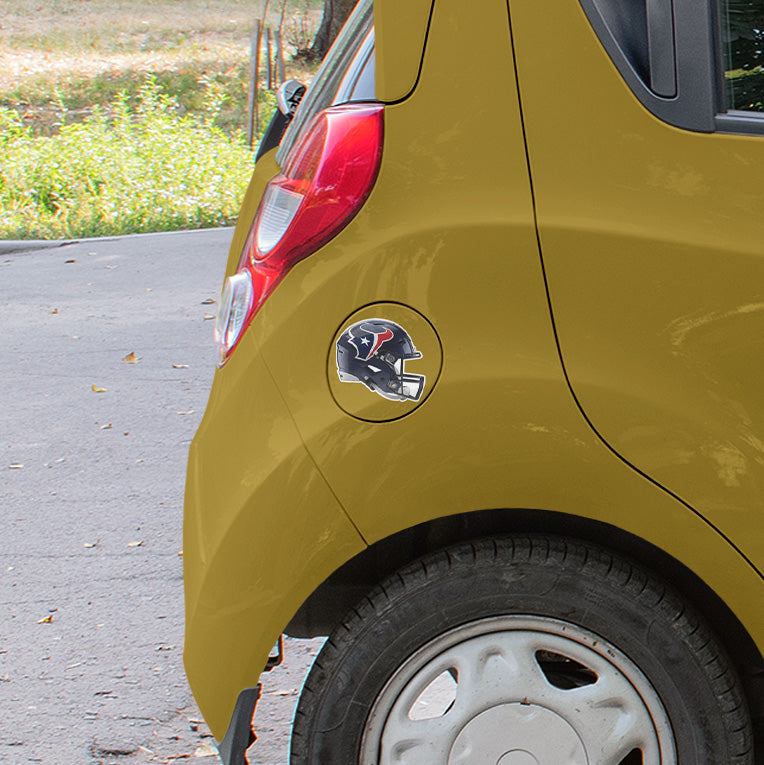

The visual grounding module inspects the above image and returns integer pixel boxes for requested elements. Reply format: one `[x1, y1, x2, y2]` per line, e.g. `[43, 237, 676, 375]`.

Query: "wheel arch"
[285, 506, 764, 743]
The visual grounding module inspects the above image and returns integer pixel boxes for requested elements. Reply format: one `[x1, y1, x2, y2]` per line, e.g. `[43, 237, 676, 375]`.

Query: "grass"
[7, 64, 255, 137]
[0, 79, 264, 239]
[0, 0, 323, 239]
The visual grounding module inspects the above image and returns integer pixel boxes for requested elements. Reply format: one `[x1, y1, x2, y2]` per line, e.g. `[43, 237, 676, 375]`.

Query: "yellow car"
[184, 0, 764, 762]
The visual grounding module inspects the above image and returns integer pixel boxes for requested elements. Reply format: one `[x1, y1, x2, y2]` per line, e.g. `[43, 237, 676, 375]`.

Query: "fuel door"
[328, 303, 442, 422]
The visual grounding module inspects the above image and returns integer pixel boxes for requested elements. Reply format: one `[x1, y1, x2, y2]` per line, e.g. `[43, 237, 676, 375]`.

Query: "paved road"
[0, 229, 322, 765]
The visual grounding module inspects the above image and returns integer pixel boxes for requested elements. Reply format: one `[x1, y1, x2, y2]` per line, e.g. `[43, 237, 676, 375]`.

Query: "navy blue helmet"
[336, 319, 425, 402]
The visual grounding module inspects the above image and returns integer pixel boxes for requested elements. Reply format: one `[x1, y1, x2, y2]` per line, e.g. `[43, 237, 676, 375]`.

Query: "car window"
[276, 0, 374, 167]
[335, 28, 375, 104]
[720, 0, 764, 111]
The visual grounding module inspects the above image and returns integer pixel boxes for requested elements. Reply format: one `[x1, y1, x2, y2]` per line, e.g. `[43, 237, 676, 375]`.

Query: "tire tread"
[290, 535, 753, 764]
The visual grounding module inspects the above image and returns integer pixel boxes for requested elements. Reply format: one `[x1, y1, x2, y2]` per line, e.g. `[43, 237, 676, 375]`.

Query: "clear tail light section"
[215, 102, 384, 366]
[214, 272, 253, 353]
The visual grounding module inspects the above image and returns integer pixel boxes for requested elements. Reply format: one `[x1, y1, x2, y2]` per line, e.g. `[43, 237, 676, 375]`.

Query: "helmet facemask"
[384, 356, 425, 401]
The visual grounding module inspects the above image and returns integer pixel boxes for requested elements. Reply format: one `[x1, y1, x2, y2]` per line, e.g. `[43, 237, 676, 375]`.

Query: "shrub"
[0, 77, 262, 240]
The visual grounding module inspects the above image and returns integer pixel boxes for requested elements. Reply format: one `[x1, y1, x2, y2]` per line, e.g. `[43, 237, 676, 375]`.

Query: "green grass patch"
[0, 78, 271, 240]
[4, 61, 254, 137]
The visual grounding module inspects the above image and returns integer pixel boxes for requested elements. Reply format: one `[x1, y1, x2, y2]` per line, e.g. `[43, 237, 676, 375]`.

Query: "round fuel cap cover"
[329, 303, 441, 422]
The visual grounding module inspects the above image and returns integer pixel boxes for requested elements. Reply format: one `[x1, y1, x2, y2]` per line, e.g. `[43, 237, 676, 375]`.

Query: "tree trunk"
[310, 0, 358, 61]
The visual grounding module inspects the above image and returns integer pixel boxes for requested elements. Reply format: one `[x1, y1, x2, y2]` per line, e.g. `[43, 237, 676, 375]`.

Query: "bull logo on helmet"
[337, 319, 426, 402]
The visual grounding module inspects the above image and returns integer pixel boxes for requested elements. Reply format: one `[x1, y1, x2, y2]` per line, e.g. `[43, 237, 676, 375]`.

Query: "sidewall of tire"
[290, 537, 750, 764]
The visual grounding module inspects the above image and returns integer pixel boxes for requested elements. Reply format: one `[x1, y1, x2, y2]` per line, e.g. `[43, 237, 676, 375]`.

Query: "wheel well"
[285, 507, 764, 747]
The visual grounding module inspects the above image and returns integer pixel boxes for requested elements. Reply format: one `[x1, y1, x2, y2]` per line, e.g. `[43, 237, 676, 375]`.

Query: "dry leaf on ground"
[127, 540, 144, 548]
[91, 385, 106, 393]
[37, 615, 53, 624]
[122, 351, 141, 364]
[193, 742, 218, 758]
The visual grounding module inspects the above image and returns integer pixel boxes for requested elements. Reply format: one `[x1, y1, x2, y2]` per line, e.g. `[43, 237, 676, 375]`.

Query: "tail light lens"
[215, 102, 384, 366]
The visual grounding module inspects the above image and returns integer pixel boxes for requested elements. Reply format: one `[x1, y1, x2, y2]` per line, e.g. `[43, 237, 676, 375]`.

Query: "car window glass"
[276, 0, 373, 166]
[335, 29, 375, 104]
[720, 0, 764, 111]
[350, 48, 376, 100]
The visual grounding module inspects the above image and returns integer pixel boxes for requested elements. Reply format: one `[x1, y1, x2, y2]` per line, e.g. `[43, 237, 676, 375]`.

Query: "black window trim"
[578, 0, 764, 135]
[716, 109, 764, 133]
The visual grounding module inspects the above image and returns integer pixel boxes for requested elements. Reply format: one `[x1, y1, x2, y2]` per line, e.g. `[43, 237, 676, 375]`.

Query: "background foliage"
[0, 79, 258, 239]
[0, 0, 323, 239]
[722, 0, 764, 110]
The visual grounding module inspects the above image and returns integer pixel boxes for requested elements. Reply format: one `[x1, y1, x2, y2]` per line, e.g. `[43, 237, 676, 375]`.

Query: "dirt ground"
[0, 0, 321, 90]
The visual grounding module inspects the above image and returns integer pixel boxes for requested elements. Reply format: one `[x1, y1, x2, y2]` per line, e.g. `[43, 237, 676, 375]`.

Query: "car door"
[509, 0, 764, 573]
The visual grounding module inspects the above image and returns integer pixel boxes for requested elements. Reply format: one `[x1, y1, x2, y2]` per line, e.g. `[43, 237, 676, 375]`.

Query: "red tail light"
[215, 103, 384, 365]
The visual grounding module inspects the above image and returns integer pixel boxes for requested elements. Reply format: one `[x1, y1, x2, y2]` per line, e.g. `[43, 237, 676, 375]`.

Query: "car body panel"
[254, 0, 764, 658]
[374, 0, 433, 102]
[183, 333, 365, 737]
[509, 0, 764, 575]
[184, 0, 764, 749]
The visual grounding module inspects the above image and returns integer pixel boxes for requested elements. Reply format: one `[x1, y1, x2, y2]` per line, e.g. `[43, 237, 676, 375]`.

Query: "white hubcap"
[449, 703, 585, 764]
[360, 616, 676, 765]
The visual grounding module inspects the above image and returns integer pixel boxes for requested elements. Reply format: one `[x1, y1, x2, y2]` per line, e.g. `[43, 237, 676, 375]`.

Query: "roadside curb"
[0, 240, 74, 255]
[0, 227, 233, 256]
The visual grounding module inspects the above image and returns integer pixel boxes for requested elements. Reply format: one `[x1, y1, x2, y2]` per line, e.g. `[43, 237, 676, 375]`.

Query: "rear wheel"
[290, 536, 752, 764]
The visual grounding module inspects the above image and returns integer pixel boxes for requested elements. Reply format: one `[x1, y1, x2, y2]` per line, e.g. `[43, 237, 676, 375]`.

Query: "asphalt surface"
[1, 229, 323, 765]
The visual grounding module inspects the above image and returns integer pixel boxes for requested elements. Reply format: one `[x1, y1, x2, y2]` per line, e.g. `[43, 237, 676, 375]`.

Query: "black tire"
[290, 536, 752, 764]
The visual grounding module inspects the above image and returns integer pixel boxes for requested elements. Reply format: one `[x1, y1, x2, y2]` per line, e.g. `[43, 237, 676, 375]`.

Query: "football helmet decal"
[337, 318, 426, 402]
